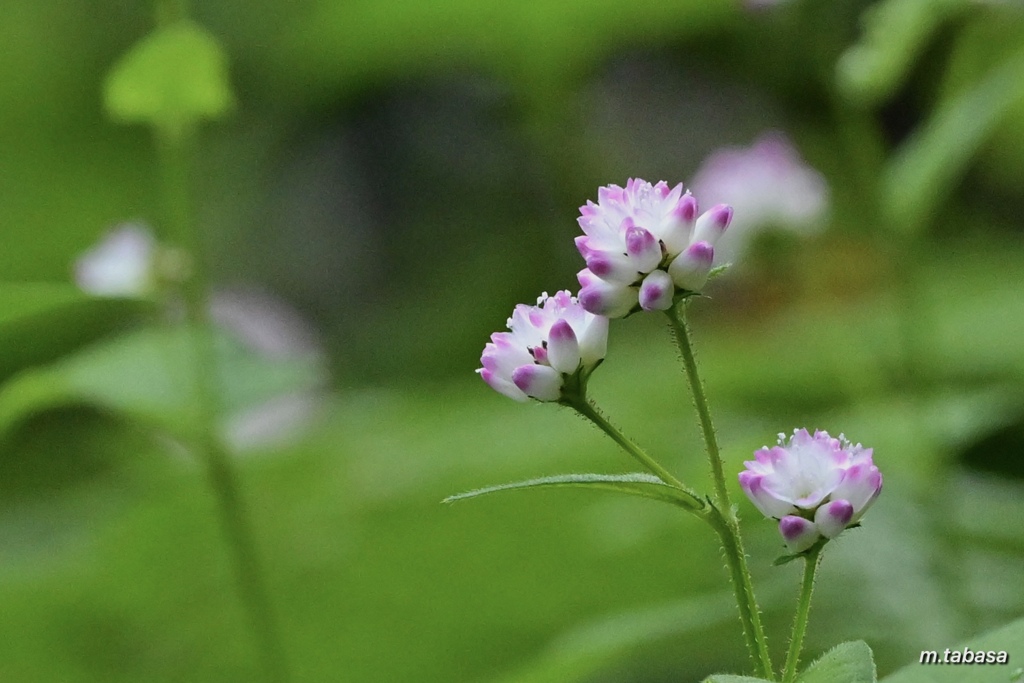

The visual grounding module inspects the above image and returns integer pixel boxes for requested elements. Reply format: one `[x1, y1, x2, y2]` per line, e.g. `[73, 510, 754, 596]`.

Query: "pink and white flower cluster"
[478, 291, 608, 402]
[575, 179, 732, 318]
[739, 429, 882, 553]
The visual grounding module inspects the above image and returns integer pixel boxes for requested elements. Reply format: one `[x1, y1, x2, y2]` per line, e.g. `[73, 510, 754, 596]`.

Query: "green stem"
[568, 397, 691, 495]
[157, 125, 289, 683]
[782, 546, 822, 683]
[664, 303, 731, 511]
[705, 505, 776, 681]
[665, 302, 774, 680]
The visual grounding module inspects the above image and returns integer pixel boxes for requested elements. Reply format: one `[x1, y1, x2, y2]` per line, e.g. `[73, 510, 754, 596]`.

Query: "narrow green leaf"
[104, 20, 234, 130]
[836, 0, 966, 106]
[880, 616, 1024, 682]
[882, 49, 1024, 237]
[772, 553, 801, 566]
[702, 675, 772, 683]
[444, 472, 703, 511]
[797, 641, 876, 683]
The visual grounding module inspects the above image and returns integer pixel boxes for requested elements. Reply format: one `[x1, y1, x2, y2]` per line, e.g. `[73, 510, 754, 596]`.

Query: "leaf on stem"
[104, 20, 234, 132]
[443, 472, 703, 511]
[795, 641, 876, 683]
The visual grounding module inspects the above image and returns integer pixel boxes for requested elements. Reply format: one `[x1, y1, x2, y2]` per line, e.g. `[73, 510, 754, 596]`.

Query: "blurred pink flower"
[690, 132, 828, 263]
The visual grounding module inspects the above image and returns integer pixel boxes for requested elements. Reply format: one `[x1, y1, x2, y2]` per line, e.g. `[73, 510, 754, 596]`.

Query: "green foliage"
[104, 21, 233, 133]
[939, 13, 1024, 194]
[836, 0, 966, 106]
[880, 616, 1024, 682]
[494, 592, 744, 683]
[882, 49, 1024, 237]
[0, 325, 320, 442]
[444, 472, 704, 511]
[703, 675, 771, 683]
[0, 283, 149, 384]
[798, 641, 876, 683]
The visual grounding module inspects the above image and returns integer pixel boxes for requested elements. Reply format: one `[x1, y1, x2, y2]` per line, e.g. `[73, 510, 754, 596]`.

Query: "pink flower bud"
[779, 515, 819, 553]
[692, 204, 732, 247]
[668, 241, 714, 292]
[638, 270, 675, 311]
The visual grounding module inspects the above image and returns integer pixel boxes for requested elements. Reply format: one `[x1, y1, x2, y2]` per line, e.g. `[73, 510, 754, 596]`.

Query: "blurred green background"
[2, 0, 1024, 681]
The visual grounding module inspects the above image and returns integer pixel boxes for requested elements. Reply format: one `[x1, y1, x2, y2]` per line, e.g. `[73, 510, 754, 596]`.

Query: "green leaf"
[880, 616, 1024, 682]
[0, 283, 150, 384]
[0, 326, 320, 442]
[797, 641, 876, 683]
[702, 676, 771, 683]
[881, 49, 1024, 237]
[836, 0, 966, 106]
[104, 20, 234, 131]
[444, 472, 703, 511]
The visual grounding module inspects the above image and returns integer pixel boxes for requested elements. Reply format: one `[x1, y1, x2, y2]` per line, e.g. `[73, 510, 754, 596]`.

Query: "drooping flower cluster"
[478, 291, 608, 402]
[739, 429, 882, 553]
[575, 179, 732, 318]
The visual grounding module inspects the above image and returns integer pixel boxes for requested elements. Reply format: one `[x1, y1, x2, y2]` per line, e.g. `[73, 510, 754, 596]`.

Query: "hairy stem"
[665, 302, 774, 679]
[568, 397, 696, 502]
[783, 546, 822, 683]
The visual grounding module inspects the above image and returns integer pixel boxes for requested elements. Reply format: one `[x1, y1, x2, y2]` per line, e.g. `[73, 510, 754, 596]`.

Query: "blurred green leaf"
[0, 326, 319, 441]
[491, 591, 756, 683]
[702, 675, 770, 683]
[798, 641, 876, 683]
[880, 616, 1024, 681]
[104, 21, 233, 131]
[836, 0, 966, 105]
[938, 12, 1024, 196]
[444, 472, 703, 511]
[882, 49, 1024, 237]
[0, 283, 149, 384]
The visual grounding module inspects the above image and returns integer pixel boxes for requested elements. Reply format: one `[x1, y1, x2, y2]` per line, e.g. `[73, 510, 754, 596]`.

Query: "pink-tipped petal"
[625, 225, 661, 273]
[478, 368, 528, 402]
[576, 315, 609, 366]
[662, 193, 698, 254]
[578, 281, 636, 318]
[833, 464, 883, 517]
[779, 516, 819, 553]
[814, 499, 854, 538]
[693, 204, 732, 247]
[511, 364, 562, 402]
[638, 270, 675, 311]
[739, 471, 797, 518]
[585, 251, 639, 285]
[667, 241, 714, 291]
[547, 319, 580, 374]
